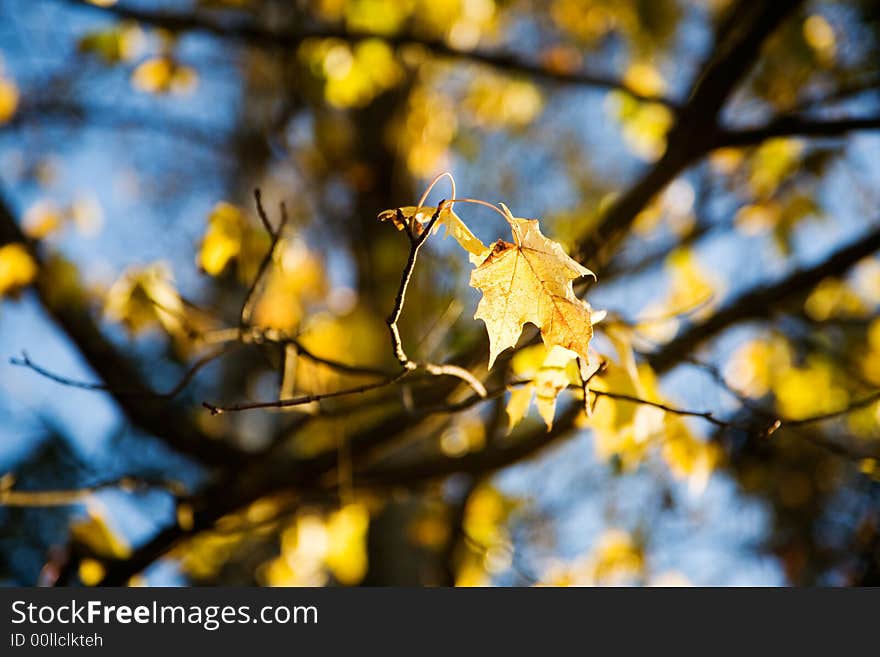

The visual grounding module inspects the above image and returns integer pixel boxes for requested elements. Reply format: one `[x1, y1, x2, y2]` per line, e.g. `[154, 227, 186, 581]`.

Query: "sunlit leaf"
[0, 243, 38, 298]
[506, 344, 581, 431]
[470, 205, 595, 368]
[378, 204, 490, 264]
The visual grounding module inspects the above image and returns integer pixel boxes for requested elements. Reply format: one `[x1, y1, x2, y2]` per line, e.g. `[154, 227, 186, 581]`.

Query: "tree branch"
[575, 0, 804, 267]
[59, 0, 675, 107]
[0, 192, 246, 466]
[11, 346, 234, 400]
[646, 224, 880, 374]
[240, 190, 288, 327]
[202, 200, 485, 413]
[201, 369, 411, 415]
[0, 476, 186, 507]
[716, 114, 880, 147]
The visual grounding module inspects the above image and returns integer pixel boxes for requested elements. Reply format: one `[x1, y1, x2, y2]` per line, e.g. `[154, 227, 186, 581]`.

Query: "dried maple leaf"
[470, 204, 595, 369]
[378, 205, 489, 264]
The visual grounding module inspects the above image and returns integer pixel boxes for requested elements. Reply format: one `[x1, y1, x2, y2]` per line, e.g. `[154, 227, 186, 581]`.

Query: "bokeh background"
[1, 0, 880, 586]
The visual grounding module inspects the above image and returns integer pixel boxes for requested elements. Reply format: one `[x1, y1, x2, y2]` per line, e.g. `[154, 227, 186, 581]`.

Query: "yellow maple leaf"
[470, 204, 595, 368]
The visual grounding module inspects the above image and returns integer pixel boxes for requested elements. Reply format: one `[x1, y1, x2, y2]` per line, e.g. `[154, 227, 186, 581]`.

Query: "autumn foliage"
[1, 0, 880, 587]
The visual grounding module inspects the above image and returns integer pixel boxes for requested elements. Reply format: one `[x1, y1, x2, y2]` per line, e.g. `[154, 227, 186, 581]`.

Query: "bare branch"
[590, 390, 730, 429]
[11, 346, 234, 400]
[575, 0, 804, 267]
[646, 224, 880, 374]
[0, 191, 246, 465]
[252, 188, 274, 237]
[716, 114, 880, 148]
[201, 369, 411, 415]
[385, 207, 442, 368]
[785, 390, 880, 428]
[240, 192, 289, 326]
[422, 363, 487, 398]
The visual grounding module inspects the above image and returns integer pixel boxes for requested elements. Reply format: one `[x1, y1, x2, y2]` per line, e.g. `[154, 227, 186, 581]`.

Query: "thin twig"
[422, 363, 487, 398]
[385, 206, 442, 367]
[290, 339, 392, 378]
[591, 390, 730, 428]
[241, 192, 289, 326]
[252, 187, 274, 237]
[11, 346, 234, 400]
[383, 203, 487, 397]
[682, 355, 880, 456]
[202, 369, 411, 415]
[785, 390, 880, 427]
[577, 358, 606, 417]
[203, 196, 486, 413]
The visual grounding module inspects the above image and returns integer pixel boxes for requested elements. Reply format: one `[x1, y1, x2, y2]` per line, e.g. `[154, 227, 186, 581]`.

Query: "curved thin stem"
[417, 172, 457, 212]
[445, 197, 514, 225]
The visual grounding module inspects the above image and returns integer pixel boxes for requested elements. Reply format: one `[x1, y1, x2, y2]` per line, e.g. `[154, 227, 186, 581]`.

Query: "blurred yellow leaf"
[623, 61, 666, 97]
[0, 243, 38, 297]
[542, 528, 644, 586]
[665, 247, 716, 316]
[104, 262, 185, 337]
[252, 241, 327, 331]
[439, 414, 486, 456]
[0, 74, 19, 125]
[392, 86, 457, 176]
[464, 77, 543, 128]
[725, 337, 790, 398]
[78, 24, 144, 63]
[177, 503, 195, 531]
[42, 255, 87, 310]
[662, 416, 721, 493]
[710, 147, 744, 175]
[260, 503, 369, 586]
[748, 138, 803, 199]
[505, 385, 533, 432]
[775, 357, 848, 420]
[78, 558, 106, 587]
[608, 93, 673, 161]
[71, 506, 131, 560]
[345, 0, 410, 35]
[550, 0, 614, 44]
[803, 14, 836, 63]
[804, 277, 866, 321]
[132, 57, 198, 95]
[23, 201, 65, 239]
[301, 38, 402, 109]
[325, 503, 369, 585]
[198, 202, 246, 276]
